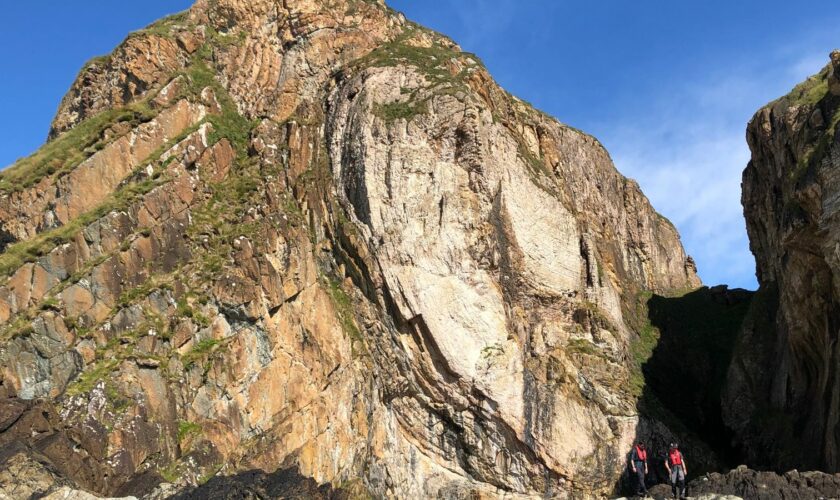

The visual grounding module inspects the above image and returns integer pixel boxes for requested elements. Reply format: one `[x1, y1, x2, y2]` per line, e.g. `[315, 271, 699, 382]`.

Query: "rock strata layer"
[725, 50, 840, 473]
[0, 0, 711, 498]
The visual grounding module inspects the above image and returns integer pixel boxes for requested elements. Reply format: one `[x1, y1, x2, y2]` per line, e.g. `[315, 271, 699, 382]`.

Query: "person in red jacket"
[665, 442, 688, 499]
[629, 441, 649, 496]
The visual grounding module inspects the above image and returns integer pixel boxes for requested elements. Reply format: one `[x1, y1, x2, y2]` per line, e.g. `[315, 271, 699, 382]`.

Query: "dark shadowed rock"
[690, 466, 840, 500]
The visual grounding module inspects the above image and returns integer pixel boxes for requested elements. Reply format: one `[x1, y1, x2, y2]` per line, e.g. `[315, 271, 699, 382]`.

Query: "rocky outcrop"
[167, 466, 364, 499]
[689, 466, 840, 500]
[724, 51, 840, 472]
[0, 0, 703, 498]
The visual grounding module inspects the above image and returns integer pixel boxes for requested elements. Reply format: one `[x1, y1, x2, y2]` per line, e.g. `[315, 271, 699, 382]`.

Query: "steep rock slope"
[725, 51, 840, 472]
[0, 0, 700, 497]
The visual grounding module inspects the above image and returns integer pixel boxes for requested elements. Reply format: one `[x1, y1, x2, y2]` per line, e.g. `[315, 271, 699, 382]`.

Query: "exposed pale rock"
[0, 0, 707, 498]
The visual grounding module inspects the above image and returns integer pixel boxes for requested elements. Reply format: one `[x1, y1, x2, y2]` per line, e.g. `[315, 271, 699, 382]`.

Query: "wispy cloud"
[600, 47, 834, 289]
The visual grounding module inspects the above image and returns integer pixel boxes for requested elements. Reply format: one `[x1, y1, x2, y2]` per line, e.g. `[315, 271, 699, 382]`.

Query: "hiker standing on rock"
[665, 442, 687, 499]
[629, 441, 649, 496]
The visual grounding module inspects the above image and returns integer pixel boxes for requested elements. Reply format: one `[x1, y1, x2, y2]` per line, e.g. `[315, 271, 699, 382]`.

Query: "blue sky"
[2, 1, 840, 289]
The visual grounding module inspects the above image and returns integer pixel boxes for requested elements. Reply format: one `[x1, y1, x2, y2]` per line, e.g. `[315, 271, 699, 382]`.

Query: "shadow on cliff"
[619, 286, 754, 495]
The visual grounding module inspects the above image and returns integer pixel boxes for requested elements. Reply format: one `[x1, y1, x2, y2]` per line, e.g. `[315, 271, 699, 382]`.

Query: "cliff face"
[0, 1, 700, 498]
[725, 51, 840, 472]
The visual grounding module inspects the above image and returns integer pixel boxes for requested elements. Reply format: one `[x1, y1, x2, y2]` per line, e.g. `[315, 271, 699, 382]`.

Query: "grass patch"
[345, 0, 381, 16]
[39, 296, 61, 312]
[178, 420, 202, 442]
[358, 31, 478, 87]
[117, 276, 172, 309]
[352, 29, 482, 123]
[325, 277, 365, 355]
[79, 54, 112, 73]
[629, 325, 660, 397]
[159, 463, 180, 484]
[0, 101, 157, 194]
[566, 337, 605, 358]
[181, 48, 257, 151]
[373, 100, 428, 123]
[205, 26, 247, 49]
[0, 110, 206, 281]
[182, 338, 220, 369]
[0, 170, 170, 279]
[0, 314, 35, 342]
[779, 66, 830, 109]
[65, 359, 120, 396]
[130, 11, 190, 39]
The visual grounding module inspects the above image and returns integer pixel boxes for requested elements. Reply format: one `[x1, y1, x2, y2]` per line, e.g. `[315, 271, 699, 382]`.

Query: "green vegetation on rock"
[0, 149, 176, 279]
[178, 420, 203, 442]
[325, 277, 365, 355]
[182, 338, 220, 370]
[66, 359, 120, 396]
[354, 28, 482, 123]
[373, 100, 429, 122]
[0, 102, 156, 194]
[130, 11, 190, 39]
[779, 67, 830, 109]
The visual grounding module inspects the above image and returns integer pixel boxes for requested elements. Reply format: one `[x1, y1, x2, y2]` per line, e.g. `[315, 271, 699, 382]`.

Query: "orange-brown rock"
[0, 1, 707, 498]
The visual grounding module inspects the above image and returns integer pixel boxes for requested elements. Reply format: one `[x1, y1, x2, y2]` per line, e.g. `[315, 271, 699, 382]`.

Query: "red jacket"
[668, 449, 684, 466]
[632, 445, 647, 463]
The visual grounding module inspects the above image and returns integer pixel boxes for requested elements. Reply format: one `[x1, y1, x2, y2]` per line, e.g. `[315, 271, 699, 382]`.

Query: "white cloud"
[600, 47, 835, 290]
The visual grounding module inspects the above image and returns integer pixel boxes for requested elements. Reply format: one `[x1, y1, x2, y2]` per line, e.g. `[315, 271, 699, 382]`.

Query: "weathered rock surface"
[166, 466, 362, 500]
[724, 52, 840, 473]
[689, 466, 840, 500]
[0, 0, 711, 498]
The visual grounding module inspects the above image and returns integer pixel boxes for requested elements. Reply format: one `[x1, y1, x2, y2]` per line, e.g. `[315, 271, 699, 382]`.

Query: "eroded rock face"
[724, 53, 840, 472]
[0, 0, 701, 498]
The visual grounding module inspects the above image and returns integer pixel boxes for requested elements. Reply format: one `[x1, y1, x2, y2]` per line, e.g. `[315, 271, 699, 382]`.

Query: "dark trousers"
[633, 462, 647, 494]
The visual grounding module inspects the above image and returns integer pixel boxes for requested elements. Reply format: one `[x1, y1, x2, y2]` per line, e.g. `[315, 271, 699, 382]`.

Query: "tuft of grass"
[182, 338, 220, 369]
[566, 337, 605, 359]
[65, 359, 120, 396]
[0, 315, 35, 342]
[373, 100, 428, 123]
[781, 67, 830, 109]
[0, 102, 157, 195]
[130, 11, 190, 40]
[178, 420, 202, 442]
[159, 464, 180, 484]
[325, 277, 365, 355]
[0, 175, 167, 279]
[39, 296, 61, 312]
